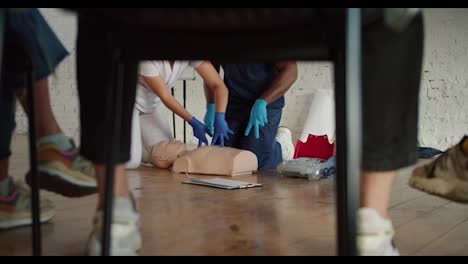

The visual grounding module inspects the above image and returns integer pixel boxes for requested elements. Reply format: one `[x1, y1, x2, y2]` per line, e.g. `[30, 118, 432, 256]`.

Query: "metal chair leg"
[101, 58, 124, 256]
[26, 69, 42, 256]
[0, 9, 5, 101]
[171, 87, 176, 139]
[334, 8, 362, 256]
[183, 80, 187, 144]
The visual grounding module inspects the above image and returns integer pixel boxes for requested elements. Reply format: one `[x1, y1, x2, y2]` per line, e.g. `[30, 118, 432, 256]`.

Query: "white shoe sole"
[26, 165, 97, 198]
[87, 230, 142, 256]
[0, 212, 55, 229]
[39, 165, 97, 188]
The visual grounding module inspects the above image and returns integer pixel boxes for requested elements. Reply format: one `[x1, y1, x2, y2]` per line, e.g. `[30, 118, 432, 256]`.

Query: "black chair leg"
[26, 69, 42, 256]
[0, 9, 5, 100]
[334, 8, 362, 256]
[172, 87, 176, 139]
[102, 58, 124, 256]
[183, 80, 187, 143]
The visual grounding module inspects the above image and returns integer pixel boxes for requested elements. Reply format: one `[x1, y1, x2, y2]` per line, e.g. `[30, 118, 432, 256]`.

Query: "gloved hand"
[244, 99, 268, 139]
[188, 117, 210, 147]
[211, 112, 234, 147]
[203, 103, 215, 136]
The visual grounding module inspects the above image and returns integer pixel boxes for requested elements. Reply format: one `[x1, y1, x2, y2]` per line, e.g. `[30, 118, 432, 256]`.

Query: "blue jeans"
[4, 9, 68, 85]
[0, 8, 68, 160]
[223, 101, 283, 170]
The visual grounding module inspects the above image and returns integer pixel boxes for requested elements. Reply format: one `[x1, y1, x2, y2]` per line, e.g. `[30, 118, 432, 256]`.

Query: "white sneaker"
[276, 127, 295, 161]
[357, 208, 400, 256]
[87, 198, 142, 256]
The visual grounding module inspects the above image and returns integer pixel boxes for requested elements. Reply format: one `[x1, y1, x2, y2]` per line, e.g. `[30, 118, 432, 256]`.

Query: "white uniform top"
[135, 60, 203, 113]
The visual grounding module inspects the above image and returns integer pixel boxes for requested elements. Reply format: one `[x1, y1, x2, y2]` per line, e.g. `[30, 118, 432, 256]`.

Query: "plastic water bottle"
[307, 158, 336, 180]
[321, 155, 336, 179]
[320, 165, 336, 179]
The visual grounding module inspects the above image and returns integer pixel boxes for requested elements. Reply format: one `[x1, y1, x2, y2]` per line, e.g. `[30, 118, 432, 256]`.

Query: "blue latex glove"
[244, 99, 268, 139]
[188, 117, 210, 147]
[203, 103, 215, 136]
[211, 112, 234, 147]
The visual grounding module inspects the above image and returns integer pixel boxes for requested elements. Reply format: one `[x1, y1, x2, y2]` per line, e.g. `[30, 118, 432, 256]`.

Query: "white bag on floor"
[299, 89, 335, 144]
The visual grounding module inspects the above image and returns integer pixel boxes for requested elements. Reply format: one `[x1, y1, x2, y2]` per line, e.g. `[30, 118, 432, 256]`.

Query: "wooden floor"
[1, 135, 467, 256]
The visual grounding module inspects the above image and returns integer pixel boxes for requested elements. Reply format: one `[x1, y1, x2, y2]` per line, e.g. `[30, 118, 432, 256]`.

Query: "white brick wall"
[14, 8, 468, 151]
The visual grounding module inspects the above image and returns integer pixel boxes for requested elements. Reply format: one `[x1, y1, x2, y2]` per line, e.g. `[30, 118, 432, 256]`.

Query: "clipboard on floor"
[182, 177, 263, 190]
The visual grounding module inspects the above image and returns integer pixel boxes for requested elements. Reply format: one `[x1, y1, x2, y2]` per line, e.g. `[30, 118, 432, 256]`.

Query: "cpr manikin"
[173, 146, 258, 177]
[151, 140, 258, 176]
[150, 140, 195, 169]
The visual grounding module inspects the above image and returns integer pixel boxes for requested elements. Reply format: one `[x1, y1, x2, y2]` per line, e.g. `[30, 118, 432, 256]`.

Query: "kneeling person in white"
[127, 61, 231, 169]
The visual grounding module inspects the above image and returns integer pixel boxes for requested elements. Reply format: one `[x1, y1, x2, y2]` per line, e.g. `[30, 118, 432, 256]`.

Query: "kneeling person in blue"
[204, 63, 297, 170]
